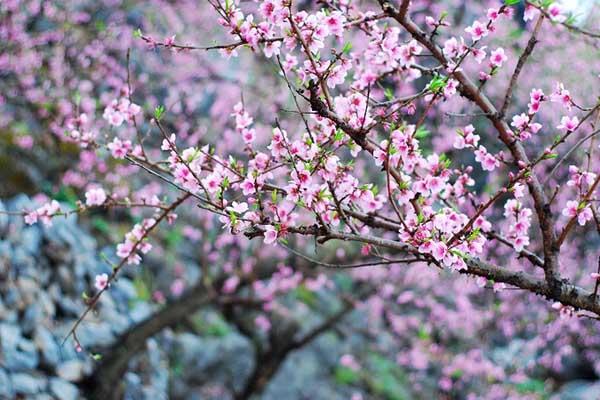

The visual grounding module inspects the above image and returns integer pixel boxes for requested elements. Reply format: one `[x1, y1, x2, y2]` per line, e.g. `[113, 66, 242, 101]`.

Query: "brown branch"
[499, 14, 544, 118]
[377, 0, 561, 288]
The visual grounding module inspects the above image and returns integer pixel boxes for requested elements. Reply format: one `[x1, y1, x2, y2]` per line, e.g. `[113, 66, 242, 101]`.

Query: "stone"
[22, 303, 42, 335]
[0, 323, 21, 350]
[78, 322, 115, 347]
[38, 290, 56, 318]
[558, 380, 600, 400]
[0, 200, 8, 235]
[49, 377, 80, 400]
[56, 360, 85, 382]
[16, 276, 39, 305]
[110, 278, 137, 304]
[57, 297, 82, 317]
[34, 327, 61, 368]
[3, 349, 39, 371]
[3, 338, 39, 371]
[19, 226, 43, 256]
[0, 368, 14, 398]
[129, 302, 154, 323]
[10, 372, 46, 395]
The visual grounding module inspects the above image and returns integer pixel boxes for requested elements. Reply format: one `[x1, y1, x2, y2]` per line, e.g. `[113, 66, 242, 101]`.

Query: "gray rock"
[3, 338, 39, 371]
[77, 322, 115, 348]
[0, 323, 21, 350]
[16, 276, 39, 305]
[0, 200, 8, 235]
[11, 372, 46, 395]
[110, 278, 138, 304]
[49, 377, 80, 400]
[33, 394, 54, 400]
[57, 297, 82, 317]
[123, 372, 143, 399]
[557, 380, 600, 400]
[0, 242, 11, 276]
[56, 360, 86, 382]
[38, 290, 56, 318]
[129, 302, 154, 323]
[3, 349, 39, 371]
[100, 304, 131, 335]
[0, 298, 8, 322]
[19, 227, 43, 257]
[22, 303, 43, 335]
[0, 368, 14, 398]
[34, 327, 61, 368]
[3, 287, 24, 311]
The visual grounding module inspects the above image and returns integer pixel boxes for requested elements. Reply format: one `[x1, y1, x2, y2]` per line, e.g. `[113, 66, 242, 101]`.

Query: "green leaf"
[384, 87, 394, 101]
[450, 369, 463, 379]
[165, 228, 183, 249]
[334, 129, 344, 142]
[334, 366, 360, 385]
[133, 28, 142, 38]
[417, 326, 430, 341]
[342, 42, 352, 54]
[133, 276, 151, 302]
[52, 186, 78, 209]
[415, 126, 430, 139]
[295, 285, 317, 307]
[154, 105, 165, 120]
[92, 217, 111, 234]
[91, 353, 103, 361]
[427, 75, 447, 93]
[504, 0, 521, 5]
[368, 353, 409, 400]
[515, 379, 547, 394]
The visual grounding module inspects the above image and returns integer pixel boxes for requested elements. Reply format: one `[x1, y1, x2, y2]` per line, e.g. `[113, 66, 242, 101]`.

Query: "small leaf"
[154, 105, 165, 120]
[342, 42, 352, 54]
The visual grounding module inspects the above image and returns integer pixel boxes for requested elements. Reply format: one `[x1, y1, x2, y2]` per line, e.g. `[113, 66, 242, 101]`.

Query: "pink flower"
[107, 138, 132, 159]
[550, 83, 572, 109]
[164, 35, 176, 47]
[493, 282, 506, 292]
[487, 8, 500, 21]
[431, 241, 448, 261]
[85, 187, 107, 206]
[425, 16, 436, 28]
[95, 273, 109, 291]
[453, 125, 480, 149]
[443, 37, 460, 58]
[556, 116, 579, 132]
[340, 354, 360, 371]
[562, 200, 593, 226]
[523, 5, 538, 22]
[24, 211, 38, 225]
[226, 201, 249, 214]
[170, 279, 185, 296]
[474, 146, 499, 171]
[548, 4, 566, 22]
[255, 315, 271, 332]
[472, 46, 487, 64]
[489, 47, 507, 68]
[465, 20, 488, 41]
[511, 113, 529, 131]
[264, 225, 278, 244]
[222, 275, 240, 293]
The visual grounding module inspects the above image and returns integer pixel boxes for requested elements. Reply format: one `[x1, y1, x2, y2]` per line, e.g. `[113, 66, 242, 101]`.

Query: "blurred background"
[1, 0, 600, 399]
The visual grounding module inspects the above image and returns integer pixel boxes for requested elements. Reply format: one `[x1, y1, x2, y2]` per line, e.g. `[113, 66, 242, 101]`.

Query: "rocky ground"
[0, 195, 355, 399]
[1, 195, 599, 399]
